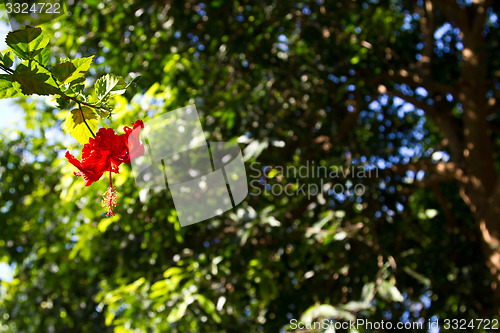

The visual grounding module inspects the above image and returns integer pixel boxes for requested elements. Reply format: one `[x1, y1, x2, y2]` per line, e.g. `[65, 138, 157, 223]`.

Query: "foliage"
[1, 0, 500, 332]
[0, 26, 139, 144]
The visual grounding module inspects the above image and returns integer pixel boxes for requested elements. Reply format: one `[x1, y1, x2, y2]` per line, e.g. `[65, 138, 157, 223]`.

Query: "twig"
[78, 102, 96, 138]
[0, 63, 14, 74]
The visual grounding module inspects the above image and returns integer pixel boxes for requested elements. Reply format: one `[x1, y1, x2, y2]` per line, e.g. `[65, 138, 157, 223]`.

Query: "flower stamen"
[65, 120, 144, 216]
[102, 169, 118, 217]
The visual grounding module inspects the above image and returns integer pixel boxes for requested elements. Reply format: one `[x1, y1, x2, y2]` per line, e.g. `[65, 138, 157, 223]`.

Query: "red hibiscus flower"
[65, 120, 144, 216]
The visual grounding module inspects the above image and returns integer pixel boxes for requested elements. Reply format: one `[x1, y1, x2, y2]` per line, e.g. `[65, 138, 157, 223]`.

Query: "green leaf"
[55, 96, 69, 109]
[166, 301, 188, 323]
[33, 48, 51, 67]
[163, 267, 183, 279]
[0, 74, 22, 99]
[301, 304, 355, 322]
[267, 168, 278, 178]
[377, 281, 404, 302]
[71, 105, 98, 128]
[94, 73, 140, 102]
[51, 56, 94, 85]
[123, 277, 146, 293]
[127, 74, 142, 87]
[50, 61, 75, 83]
[61, 77, 86, 96]
[62, 106, 98, 144]
[361, 282, 375, 302]
[2, 51, 14, 68]
[194, 295, 221, 323]
[95, 73, 127, 101]
[69, 76, 86, 87]
[5, 27, 50, 60]
[342, 300, 372, 312]
[69, 57, 94, 82]
[12, 62, 61, 96]
[403, 266, 431, 286]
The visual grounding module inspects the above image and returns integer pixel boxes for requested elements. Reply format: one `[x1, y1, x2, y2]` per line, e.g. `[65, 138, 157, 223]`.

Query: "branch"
[390, 159, 465, 183]
[306, 222, 364, 236]
[0, 64, 14, 75]
[26, 53, 112, 116]
[379, 70, 456, 96]
[390, 88, 438, 116]
[78, 102, 96, 138]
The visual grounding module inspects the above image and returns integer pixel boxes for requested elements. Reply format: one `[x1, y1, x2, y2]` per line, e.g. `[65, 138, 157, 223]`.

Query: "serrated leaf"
[51, 61, 82, 84]
[12, 62, 61, 96]
[95, 73, 128, 101]
[69, 57, 94, 82]
[2, 52, 14, 68]
[6, 27, 49, 60]
[51, 56, 94, 85]
[0, 74, 22, 99]
[71, 105, 98, 128]
[62, 106, 98, 144]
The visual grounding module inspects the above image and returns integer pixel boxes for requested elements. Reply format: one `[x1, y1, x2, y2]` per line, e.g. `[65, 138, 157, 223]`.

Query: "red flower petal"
[65, 151, 105, 186]
[123, 120, 145, 163]
[65, 120, 145, 205]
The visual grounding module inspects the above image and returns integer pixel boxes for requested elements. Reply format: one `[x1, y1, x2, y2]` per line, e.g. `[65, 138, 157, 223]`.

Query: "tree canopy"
[1, 0, 500, 332]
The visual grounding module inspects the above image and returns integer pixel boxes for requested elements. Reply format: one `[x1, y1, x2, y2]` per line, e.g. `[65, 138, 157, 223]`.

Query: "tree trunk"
[480, 186, 500, 306]
[459, 17, 500, 307]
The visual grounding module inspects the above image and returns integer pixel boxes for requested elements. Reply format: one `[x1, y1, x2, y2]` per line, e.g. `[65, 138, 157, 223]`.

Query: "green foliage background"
[1, 0, 500, 332]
